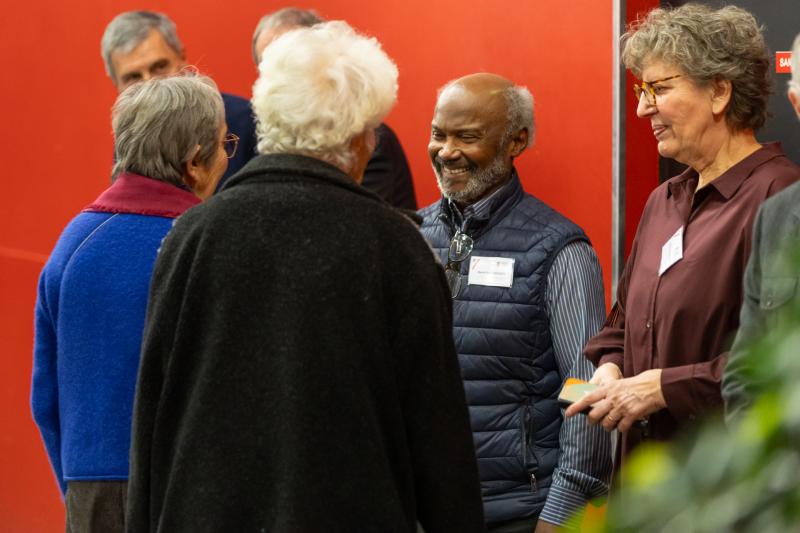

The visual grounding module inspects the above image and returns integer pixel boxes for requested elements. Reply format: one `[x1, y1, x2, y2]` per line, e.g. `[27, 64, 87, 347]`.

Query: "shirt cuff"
[539, 483, 591, 528]
[597, 353, 624, 371]
[661, 365, 696, 421]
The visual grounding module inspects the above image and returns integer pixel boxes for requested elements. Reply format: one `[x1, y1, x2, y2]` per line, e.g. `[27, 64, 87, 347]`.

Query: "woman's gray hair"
[621, 3, 770, 132]
[791, 32, 800, 95]
[101, 11, 184, 82]
[112, 73, 224, 185]
[503, 86, 535, 148]
[251, 21, 398, 171]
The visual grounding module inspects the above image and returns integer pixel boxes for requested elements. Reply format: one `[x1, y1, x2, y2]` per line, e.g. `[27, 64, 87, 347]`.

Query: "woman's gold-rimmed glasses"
[632, 75, 681, 106]
[222, 133, 240, 159]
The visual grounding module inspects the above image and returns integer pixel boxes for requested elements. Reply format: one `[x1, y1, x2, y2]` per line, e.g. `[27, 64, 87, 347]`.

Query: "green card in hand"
[558, 378, 597, 411]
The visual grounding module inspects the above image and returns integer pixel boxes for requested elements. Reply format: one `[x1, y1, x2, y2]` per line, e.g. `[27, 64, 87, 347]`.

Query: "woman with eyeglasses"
[565, 4, 800, 459]
[31, 73, 231, 532]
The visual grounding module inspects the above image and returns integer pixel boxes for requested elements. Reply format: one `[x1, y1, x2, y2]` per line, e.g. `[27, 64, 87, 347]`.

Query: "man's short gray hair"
[503, 86, 535, 148]
[791, 32, 800, 95]
[251, 21, 398, 172]
[251, 7, 323, 64]
[112, 73, 224, 186]
[101, 11, 184, 82]
[621, 3, 770, 132]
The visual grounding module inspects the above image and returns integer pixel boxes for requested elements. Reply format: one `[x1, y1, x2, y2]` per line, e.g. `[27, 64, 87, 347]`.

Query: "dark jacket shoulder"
[187, 154, 436, 269]
[759, 179, 800, 226]
[218, 92, 257, 186]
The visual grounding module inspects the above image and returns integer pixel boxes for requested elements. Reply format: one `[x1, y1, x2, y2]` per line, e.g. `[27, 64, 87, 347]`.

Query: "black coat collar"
[221, 153, 423, 227]
[222, 153, 384, 203]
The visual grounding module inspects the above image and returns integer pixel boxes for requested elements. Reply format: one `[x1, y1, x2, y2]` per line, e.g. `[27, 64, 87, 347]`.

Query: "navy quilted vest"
[418, 173, 588, 523]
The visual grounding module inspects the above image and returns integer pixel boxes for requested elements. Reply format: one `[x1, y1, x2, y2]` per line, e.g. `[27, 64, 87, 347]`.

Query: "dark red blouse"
[585, 143, 800, 449]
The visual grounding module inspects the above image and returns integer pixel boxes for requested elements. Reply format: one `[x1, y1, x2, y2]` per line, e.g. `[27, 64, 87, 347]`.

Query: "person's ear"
[788, 88, 800, 119]
[347, 130, 375, 184]
[710, 77, 733, 116]
[352, 129, 377, 155]
[507, 128, 529, 158]
[182, 145, 203, 190]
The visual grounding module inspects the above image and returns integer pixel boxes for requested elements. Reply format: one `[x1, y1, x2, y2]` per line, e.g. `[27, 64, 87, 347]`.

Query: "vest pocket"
[519, 403, 538, 488]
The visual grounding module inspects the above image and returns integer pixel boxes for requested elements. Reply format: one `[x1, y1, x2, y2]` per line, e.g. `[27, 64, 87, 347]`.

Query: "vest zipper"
[530, 473, 538, 494]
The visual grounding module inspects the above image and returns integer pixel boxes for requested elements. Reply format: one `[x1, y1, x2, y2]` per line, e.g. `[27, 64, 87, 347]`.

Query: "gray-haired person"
[723, 32, 800, 421]
[251, 6, 417, 209]
[126, 21, 484, 532]
[567, 4, 800, 461]
[102, 10, 256, 186]
[418, 73, 612, 533]
[31, 73, 232, 533]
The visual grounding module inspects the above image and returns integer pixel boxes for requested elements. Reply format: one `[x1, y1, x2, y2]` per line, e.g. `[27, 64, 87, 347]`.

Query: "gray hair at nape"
[791, 32, 800, 95]
[251, 21, 398, 172]
[503, 86, 535, 149]
[101, 11, 184, 82]
[251, 7, 323, 64]
[111, 73, 224, 186]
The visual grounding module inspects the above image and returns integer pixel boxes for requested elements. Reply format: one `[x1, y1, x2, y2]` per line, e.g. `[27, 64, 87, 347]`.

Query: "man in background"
[252, 7, 417, 209]
[102, 11, 257, 187]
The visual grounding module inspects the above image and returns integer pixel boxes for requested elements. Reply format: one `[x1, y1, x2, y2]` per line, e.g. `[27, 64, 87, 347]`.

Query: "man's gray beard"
[434, 153, 511, 204]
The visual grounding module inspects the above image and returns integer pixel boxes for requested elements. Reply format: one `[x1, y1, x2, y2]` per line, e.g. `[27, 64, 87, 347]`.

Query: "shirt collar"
[84, 172, 201, 218]
[667, 142, 785, 200]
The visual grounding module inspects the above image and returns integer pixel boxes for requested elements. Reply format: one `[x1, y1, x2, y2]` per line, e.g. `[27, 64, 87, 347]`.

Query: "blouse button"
[646, 320, 652, 329]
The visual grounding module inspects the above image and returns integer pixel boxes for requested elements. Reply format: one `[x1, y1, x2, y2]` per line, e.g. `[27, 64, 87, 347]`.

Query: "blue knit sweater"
[31, 174, 199, 494]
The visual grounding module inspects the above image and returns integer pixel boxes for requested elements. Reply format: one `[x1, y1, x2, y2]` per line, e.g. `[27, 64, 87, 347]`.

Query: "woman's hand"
[565, 369, 667, 433]
[589, 362, 623, 386]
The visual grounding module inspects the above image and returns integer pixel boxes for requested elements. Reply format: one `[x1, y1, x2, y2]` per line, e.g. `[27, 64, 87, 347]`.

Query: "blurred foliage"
[593, 246, 800, 533]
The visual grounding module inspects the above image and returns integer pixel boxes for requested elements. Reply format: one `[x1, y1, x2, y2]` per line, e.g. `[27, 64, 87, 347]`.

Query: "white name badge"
[467, 256, 515, 288]
[659, 226, 684, 276]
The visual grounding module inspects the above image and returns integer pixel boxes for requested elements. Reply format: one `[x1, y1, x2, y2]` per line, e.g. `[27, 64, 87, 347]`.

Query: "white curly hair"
[251, 21, 398, 172]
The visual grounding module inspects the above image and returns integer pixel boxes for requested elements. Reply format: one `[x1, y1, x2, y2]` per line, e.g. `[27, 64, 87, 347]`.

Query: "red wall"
[0, 2, 616, 530]
[625, 0, 661, 257]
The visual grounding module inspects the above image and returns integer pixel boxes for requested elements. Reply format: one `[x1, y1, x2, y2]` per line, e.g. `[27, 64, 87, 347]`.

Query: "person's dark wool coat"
[126, 153, 485, 533]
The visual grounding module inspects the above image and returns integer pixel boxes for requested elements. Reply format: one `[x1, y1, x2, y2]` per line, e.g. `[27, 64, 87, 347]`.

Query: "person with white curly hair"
[250, 7, 417, 209]
[125, 21, 484, 533]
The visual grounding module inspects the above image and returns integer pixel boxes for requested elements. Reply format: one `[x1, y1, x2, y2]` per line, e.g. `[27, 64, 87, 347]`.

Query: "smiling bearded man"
[418, 73, 612, 533]
[429, 78, 515, 203]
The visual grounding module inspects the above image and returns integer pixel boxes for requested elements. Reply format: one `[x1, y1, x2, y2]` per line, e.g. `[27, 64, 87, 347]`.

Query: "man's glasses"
[444, 231, 474, 299]
[222, 133, 240, 159]
[632, 75, 681, 106]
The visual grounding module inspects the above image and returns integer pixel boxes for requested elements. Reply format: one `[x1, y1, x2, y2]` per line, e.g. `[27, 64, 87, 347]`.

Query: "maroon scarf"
[85, 173, 200, 218]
